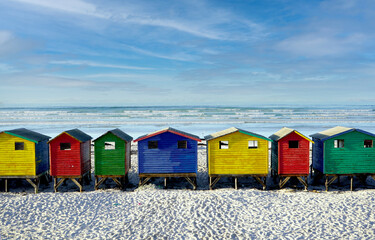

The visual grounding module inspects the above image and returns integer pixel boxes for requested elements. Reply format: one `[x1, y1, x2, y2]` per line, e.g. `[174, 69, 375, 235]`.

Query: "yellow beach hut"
[0, 128, 50, 193]
[205, 127, 272, 190]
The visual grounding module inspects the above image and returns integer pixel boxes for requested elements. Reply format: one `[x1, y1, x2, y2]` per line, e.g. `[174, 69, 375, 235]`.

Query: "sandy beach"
[1, 144, 375, 239]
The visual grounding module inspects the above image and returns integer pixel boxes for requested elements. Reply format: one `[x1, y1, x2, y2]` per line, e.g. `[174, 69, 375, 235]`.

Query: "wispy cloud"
[10, 0, 265, 41]
[11, 0, 109, 18]
[276, 32, 367, 57]
[51, 60, 153, 70]
[123, 45, 196, 62]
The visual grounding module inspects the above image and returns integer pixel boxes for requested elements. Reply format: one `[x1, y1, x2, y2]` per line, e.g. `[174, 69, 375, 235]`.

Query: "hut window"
[148, 141, 158, 149]
[105, 142, 116, 150]
[178, 140, 187, 149]
[334, 139, 344, 148]
[248, 140, 258, 149]
[289, 140, 299, 148]
[60, 143, 71, 150]
[15, 142, 24, 150]
[364, 140, 373, 148]
[219, 141, 229, 149]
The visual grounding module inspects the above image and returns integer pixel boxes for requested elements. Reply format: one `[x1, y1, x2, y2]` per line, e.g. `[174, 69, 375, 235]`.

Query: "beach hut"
[93, 129, 133, 190]
[0, 128, 50, 193]
[205, 127, 272, 190]
[133, 127, 201, 189]
[270, 127, 314, 190]
[311, 126, 375, 191]
[49, 129, 92, 192]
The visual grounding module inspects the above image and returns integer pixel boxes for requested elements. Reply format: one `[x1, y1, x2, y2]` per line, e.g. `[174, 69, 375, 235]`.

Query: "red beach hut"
[270, 127, 314, 189]
[49, 129, 92, 192]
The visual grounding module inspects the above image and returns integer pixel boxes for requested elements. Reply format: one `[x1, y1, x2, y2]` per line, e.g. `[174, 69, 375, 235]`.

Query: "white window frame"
[219, 141, 229, 149]
[248, 140, 258, 149]
[334, 139, 344, 148]
[105, 141, 116, 150]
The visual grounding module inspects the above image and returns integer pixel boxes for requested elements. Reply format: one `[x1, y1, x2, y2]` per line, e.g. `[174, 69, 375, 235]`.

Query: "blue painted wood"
[312, 138, 324, 173]
[35, 139, 49, 175]
[138, 132, 198, 174]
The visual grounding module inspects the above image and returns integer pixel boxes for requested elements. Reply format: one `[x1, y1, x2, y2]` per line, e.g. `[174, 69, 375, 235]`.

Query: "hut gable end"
[94, 131, 130, 176]
[0, 132, 36, 176]
[207, 129, 269, 175]
[137, 130, 198, 174]
[49, 133, 82, 176]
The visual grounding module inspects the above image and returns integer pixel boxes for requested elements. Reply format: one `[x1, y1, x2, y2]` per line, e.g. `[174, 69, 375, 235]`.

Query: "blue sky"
[0, 0, 374, 107]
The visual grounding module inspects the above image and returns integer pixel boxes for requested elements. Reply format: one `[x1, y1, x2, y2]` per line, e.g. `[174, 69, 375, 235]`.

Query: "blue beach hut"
[134, 127, 201, 189]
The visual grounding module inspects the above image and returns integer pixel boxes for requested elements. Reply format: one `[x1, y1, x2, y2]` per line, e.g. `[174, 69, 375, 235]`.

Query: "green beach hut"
[93, 129, 133, 190]
[311, 126, 375, 191]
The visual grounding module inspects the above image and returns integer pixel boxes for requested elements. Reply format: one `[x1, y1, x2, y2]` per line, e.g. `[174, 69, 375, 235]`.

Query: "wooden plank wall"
[50, 133, 81, 176]
[312, 138, 324, 173]
[278, 132, 310, 175]
[35, 139, 49, 175]
[95, 133, 126, 176]
[324, 131, 375, 174]
[0, 133, 35, 176]
[81, 141, 91, 175]
[138, 132, 198, 174]
[208, 131, 269, 175]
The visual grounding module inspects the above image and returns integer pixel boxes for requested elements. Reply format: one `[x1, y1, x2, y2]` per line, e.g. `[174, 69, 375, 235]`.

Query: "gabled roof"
[134, 127, 201, 142]
[94, 128, 133, 142]
[2, 128, 50, 143]
[204, 127, 272, 142]
[49, 129, 92, 143]
[310, 126, 375, 140]
[269, 127, 313, 143]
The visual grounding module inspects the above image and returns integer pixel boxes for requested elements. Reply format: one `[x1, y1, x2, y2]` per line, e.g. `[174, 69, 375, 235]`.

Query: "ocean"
[1, 105, 375, 139]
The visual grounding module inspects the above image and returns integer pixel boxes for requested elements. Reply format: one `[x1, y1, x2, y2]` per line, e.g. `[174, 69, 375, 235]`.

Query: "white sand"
[1, 144, 375, 239]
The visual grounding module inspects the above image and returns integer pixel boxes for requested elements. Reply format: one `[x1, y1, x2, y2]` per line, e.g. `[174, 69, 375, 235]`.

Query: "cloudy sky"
[0, 0, 374, 107]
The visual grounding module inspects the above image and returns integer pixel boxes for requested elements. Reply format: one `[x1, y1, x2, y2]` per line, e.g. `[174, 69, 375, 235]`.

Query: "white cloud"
[51, 60, 153, 70]
[0, 31, 13, 45]
[123, 45, 196, 62]
[10, 0, 264, 41]
[0, 63, 18, 73]
[11, 0, 109, 18]
[276, 32, 367, 57]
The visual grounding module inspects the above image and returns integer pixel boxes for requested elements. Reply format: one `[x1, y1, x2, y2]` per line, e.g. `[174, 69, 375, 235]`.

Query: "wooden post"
[350, 176, 353, 191]
[71, 178, 83, 192]
[325, 175, 328, 192]
[297, 176, 308, 190]
[164, 177, 167, 188]
[5, 179, 7, 192]
[234, 177, 238, 190]
[209, 177, 212, 190]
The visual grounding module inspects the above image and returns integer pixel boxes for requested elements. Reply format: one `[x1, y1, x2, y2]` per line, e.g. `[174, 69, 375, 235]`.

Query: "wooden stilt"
[279, 177, 291, 189]
[95, 177, 107, 190]
[325, 175, 338, 191]
[234, 177, 238, 190]
[54, 178, 66, 192]
[111, 177, 123, 188]
[350, 176, 353, 191]
[5, 179, 7, 192]
[209, 176, 221, 190]
[254, 176, 266, 190]
[209, 177, 212, 189]
[164, 177, 167, 188]
[26, 178, 40, 194]
[71, 178, 83, 192]
[184, 177, 197, 190]
[297, 176, 308, 190]
[139, 177, 151, 187]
